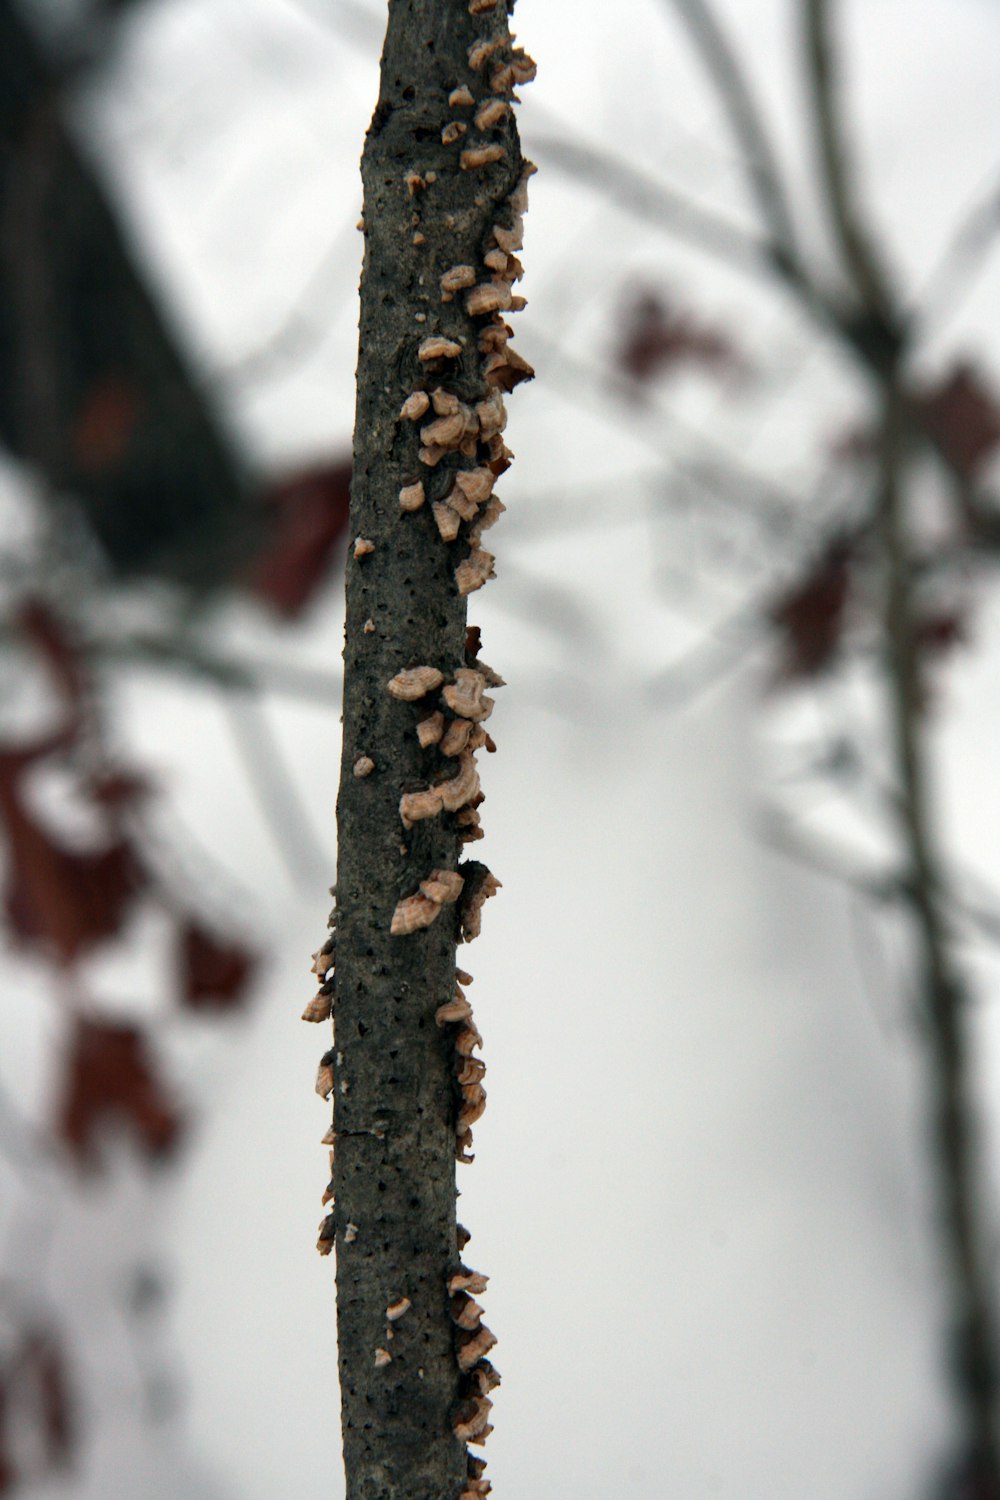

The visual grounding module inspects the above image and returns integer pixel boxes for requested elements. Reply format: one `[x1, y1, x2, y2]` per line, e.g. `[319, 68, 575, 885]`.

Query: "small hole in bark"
[402, 85, 415, 99]
[357, 1022, 368, 1037]
[414, 126, 435, 142]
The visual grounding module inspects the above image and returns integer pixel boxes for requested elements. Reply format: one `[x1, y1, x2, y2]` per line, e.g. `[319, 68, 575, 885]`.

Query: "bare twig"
[917, 167, 1000, 334]
[222, 693, 331, 887]
[801, 0, 897, 338]
[876, 375, 1000, 1486]
[529, 128, 769, 272]
[662, 0, 801, 269]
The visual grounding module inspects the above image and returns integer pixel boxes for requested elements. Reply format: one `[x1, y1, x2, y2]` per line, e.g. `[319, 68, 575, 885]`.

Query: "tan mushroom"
[458, 1084, 487, 1131]
[474, 392, 507, 437]
[390, 892, 443, 936]
[440, 718, 474, 756]
[432, 502, 463, 543]
[374, 1348, 392, 1368]
[418, 335, 463, 361]
[455, 548, 497, 596]
[421, 410, 468, 447]
[459, 866, 502, 942]
[316, 1214, 336, 1255]
[353, 755, 375, 778]
[440, 264, 477, 300]
[460, 143, 505, 172]
[453, 1395, 493, 1442]
[457, 1325, 498, 1372]
[419, 869, 465, 904]
[386, 1297, 412, 1322]
[452, 467, 495, 506]
[491, 222, 522, 254]
[437, 754, 481, 811]
[448, 1269, 490, 1295]
[301, 991, 333, 1023]
[315, 1059, 334, 1098]
[451, 1292, 485, 1330]
[449, 85, 475, 107]
[441, 668, 489, 720]
[465, 282, 512, 317]
[467, 36, 502, 70]
[416, 711, 445, 747]
[387, 666, 444, 700]
[353, 537, 375, 559]
[454, 1018, 484, 1054]
[399, 787, 445, 828]
[442, 120, 468, 145]
[436, 991, 473, 1026]
[474, 98, 508, 130]
[399, 480, 426, 512]
[400, 390, 430, 420]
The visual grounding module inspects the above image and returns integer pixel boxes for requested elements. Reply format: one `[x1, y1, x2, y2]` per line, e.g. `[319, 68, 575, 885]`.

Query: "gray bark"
[323, 3, 531, 1497]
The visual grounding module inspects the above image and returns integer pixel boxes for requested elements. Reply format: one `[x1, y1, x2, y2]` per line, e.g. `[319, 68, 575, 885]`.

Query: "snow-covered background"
[3, 0, 1000, 1496]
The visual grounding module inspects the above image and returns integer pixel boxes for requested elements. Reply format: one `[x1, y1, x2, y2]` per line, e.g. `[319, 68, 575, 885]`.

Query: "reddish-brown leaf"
[70, 374, 143, 474]
[57, 1017, 184, 1168]
[618, 289, 740, 384]
[15, 1332, 75, 1472]
[17, 600, 88, 716]
[245, 458, 352, 617]
[769, 540, 853, 680]
[916, 609, 969, 658]
[179, 921, 256, 1011]
[915, 362, 1000, 480]
[0, 789, 145, 965]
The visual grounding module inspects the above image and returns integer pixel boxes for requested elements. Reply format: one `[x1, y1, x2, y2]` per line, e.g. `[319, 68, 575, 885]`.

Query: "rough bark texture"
[323, 3, 530, 1497]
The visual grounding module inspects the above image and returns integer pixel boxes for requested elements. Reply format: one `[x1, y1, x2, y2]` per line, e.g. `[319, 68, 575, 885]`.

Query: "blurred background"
[0, 0, 999, 1496]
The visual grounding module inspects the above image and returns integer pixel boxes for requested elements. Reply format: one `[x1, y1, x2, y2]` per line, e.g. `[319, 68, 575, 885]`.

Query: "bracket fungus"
[399, 480, 426, 512]
[418, 335, 463, 362]
[467, 36, 503, 70]
[457, 1325, 498, 1372]
[416, 710, 445, 748]
[459, 144, 505, 173]
[390, 867, 464, 936]
[440, 264, 477, 299]
[386, 665, 444, 700]
[442, 668, 494, 720]
[400, 390, 430, 420]
[432, 502, 463, 542]
[474, 98, 509, 131]
[455, 549, 497, 596]
[465, 282, 511, 316]
[302, 991, 333, 1024]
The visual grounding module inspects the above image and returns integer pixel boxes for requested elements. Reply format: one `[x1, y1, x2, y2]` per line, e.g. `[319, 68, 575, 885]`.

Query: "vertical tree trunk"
[317, 4, 534, 1498]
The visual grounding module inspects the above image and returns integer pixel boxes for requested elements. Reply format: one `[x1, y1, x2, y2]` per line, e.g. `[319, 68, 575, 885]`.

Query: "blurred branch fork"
[536, 0, 1000, 1487]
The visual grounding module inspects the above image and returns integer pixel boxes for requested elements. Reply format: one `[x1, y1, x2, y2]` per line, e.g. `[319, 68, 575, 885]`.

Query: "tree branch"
[662, 0, 801, 269]
[876, 374, 1000, 1486]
